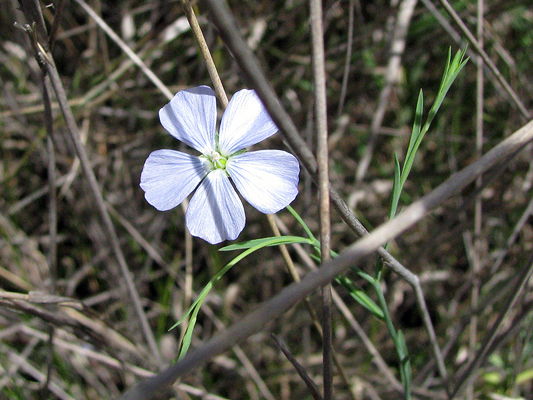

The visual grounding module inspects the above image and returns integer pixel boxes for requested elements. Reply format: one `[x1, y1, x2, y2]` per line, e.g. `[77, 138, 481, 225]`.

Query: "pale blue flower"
[140, 86, 300, 244]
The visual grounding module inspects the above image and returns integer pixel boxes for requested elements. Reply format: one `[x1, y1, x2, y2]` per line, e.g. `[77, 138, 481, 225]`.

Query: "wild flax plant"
[135, 3, 467, 400]
[138, 34, 467, 399]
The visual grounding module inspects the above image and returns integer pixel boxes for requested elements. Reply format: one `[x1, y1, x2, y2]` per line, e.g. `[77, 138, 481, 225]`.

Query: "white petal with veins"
[218, 89, 278, 155]
[227, 150, 299, 214]
[159, 86, 216, 154]
[186, 169, 245, 244]
[140, 149, 208, 211]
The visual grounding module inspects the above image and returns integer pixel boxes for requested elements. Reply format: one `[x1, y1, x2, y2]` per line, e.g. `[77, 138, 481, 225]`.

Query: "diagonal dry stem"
[180, 0, 228, 107]
[48, 0, 67, 51]
[436, 0, 530, 120]
[73, 0, 173, 101]
[271, 334, 323, 400]
[17, 0, 162, 365]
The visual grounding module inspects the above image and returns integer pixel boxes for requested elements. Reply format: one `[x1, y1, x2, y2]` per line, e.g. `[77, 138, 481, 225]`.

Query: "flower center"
[208, 150, 228, 170]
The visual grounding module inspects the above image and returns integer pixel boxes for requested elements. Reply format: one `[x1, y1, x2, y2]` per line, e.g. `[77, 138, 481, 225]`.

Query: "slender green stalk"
[174, 235, 315, 358]
[390, 48, 468, 221]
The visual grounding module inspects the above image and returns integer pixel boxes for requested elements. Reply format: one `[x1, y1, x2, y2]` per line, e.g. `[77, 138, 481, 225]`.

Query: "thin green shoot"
[287, 205, 415, 397]
[390, 47, 469, 220]
[173, 234, 315, 359]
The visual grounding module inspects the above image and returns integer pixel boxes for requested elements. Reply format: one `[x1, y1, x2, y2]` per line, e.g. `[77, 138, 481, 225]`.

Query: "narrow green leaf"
[396, 330, 412, 399]
[170, 235, 312, 332]
[220, 236, 313, 251]
[399, 47, 468, 200]
[336, 276, 384, 319]
[177, 302, 200, 359]
[396, 329, 408, 358]
[356, 269, 376, 284]
[389, 152, 402, 220]
[286, 205, 318, 242]
[404, 89, 424, 165]
[423, 48, 468, 136]
[402, 90, 424, 187]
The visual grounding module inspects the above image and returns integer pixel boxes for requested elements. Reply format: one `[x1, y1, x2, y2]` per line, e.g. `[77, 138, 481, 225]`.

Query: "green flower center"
[207, 150, 228, 170]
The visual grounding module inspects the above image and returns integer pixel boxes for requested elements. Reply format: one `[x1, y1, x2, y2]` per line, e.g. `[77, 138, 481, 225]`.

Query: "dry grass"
[1, 0, 533, 399]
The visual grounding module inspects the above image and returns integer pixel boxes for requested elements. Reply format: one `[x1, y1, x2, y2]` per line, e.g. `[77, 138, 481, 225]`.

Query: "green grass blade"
[220, 235, 313, 251]
[286, 205, 318, 242]
[401, 90, 424, 187]
[170, 234, 315, 358]
[390, 152, 402, 220]
[336, 276, 384, 319]
[177, 300, 200, 359]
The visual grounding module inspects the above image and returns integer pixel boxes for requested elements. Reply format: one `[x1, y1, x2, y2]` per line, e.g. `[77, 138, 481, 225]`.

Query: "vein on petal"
[140, 149, 207, 211]
[218, 89, 278, 155]
[227, 150, 300, 214]
[186, 169, 245, 244]
[159, 86, 217, 154]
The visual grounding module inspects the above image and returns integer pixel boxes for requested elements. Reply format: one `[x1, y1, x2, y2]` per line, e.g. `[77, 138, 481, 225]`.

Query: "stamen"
[208, 151, 227, 170]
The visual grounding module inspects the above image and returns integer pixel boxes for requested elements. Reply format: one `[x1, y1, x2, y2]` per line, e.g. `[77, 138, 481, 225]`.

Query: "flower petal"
[159, 86, 217, 154]
[227, 150, 299, 214]
[218, 89, 278, 155]
[186, 169, 245, 244]
[140, 149, 208, 211]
